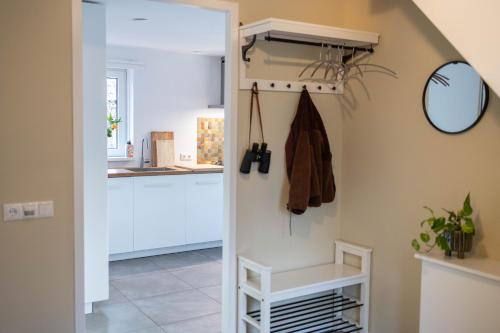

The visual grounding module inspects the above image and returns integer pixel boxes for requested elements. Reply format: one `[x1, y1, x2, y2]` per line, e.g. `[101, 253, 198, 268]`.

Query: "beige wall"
[341, 1, 500, 332]
[0, 1, 76, 333]
[234, 0, 345, 271]
[4, 1, 499, 332]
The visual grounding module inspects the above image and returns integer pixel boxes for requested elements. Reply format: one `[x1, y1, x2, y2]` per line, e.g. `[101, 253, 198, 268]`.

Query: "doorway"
[73, 0, 239, 332]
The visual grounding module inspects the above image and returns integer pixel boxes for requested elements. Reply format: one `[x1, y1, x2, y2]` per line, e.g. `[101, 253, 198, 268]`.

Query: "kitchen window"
[107, 68, 133, 159]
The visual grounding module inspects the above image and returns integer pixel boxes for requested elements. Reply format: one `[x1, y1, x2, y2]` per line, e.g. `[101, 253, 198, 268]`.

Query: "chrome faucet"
[140, 138, 149, 168]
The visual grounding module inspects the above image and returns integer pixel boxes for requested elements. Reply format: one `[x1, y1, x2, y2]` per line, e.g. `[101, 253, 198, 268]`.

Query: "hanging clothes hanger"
[299, 43, 327, 78]
[296, 41, 397, 86]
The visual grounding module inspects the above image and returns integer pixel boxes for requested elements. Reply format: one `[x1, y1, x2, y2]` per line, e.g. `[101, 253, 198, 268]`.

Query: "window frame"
[106, 67, 134, 159]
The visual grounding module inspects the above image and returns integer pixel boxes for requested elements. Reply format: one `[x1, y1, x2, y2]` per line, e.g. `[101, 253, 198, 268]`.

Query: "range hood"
[208, 57, 225, 108]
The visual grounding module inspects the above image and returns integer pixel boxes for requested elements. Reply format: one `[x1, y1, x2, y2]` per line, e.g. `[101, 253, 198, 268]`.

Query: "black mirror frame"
[422, 60, 490, 135]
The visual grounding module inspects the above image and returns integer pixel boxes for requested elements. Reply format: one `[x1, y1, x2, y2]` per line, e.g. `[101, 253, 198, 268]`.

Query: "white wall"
[107, 45, 223, 168]
[83, 3, 109, 307]
[412, 0, 500, 96]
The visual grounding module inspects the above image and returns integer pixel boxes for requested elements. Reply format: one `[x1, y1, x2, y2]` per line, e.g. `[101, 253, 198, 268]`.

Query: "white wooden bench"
[238, 240, 372, 333]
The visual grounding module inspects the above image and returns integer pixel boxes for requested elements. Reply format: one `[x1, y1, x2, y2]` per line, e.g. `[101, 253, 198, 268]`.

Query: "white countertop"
[415, 252, 500, 283]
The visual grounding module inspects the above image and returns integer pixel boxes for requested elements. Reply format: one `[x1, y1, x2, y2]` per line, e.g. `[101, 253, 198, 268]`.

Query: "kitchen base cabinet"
[186, 173, 224, 244]
[133, 175, 187, 251]
[108, 173, 223, 257]
[107, 178, 134, 254]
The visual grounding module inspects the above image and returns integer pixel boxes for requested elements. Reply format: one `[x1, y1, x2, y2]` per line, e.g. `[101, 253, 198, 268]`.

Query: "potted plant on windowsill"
[107, 113, 122, 138]
[411, 194, 475, 259]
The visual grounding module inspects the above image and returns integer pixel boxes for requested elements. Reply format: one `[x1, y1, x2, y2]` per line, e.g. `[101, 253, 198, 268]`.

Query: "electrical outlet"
[3, 201, 54, 222]
[3, 203, 23, 221]
[180, 153, 193, 161]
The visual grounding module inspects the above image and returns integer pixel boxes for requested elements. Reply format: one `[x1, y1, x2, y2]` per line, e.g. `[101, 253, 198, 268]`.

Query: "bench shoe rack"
[238, 241, 372, 333]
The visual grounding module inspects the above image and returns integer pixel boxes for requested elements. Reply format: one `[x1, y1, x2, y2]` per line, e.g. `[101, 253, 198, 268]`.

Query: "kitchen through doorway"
[76, 0, 238, 332]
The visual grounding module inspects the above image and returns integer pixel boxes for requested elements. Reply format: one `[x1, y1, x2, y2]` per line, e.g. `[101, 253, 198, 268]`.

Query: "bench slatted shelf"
[238, 241, 372, 333]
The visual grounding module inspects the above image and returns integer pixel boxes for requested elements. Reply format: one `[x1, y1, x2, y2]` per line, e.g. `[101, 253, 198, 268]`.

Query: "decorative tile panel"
[197, 118, 224, 164]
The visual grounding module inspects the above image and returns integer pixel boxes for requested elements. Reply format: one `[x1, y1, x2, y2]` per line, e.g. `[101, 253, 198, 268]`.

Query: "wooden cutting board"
[151, 131, 174, 167]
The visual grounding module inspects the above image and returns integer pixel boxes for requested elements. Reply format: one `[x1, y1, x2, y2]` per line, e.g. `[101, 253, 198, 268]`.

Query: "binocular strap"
[248, 82, 265, 147]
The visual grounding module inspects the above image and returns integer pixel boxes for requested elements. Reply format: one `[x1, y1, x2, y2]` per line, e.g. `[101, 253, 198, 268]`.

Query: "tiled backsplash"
[197, 118, 224, 164]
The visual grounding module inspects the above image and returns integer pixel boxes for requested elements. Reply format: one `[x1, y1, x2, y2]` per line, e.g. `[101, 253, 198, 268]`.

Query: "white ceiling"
[104, 0, 225, 55]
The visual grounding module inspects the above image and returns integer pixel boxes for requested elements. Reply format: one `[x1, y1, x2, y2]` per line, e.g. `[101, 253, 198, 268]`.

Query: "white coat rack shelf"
[240, 18, 380, 94]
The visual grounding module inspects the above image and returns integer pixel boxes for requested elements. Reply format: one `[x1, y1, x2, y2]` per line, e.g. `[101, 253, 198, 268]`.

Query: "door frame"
[71, 0, 239, 332]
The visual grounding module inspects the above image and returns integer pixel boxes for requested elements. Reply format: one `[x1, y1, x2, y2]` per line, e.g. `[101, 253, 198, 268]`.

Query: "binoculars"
[240, 142, 271, 174]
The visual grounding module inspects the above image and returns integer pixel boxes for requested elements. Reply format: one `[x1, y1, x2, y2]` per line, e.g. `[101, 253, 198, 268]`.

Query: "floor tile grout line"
[110, 261, 221, 302]
[168, 269, 222, 291]
[110, 249, 221, 277]
[110, 266, 177, 332]
[111, 264, 223, 301]
[158, 310, 222, 329]
[127, 287, 217, 305]
[87, 249, 222, 333]
[120, 284, 168, 332]
[114, 283, 195, 303]
[109, 282, 134, 306]
[111, 261, 215, 281]
[111, 268, 196, 302]
[197, 285, 222, 304]
[128, 289, 221, 329]
[168, 263, 222, 277]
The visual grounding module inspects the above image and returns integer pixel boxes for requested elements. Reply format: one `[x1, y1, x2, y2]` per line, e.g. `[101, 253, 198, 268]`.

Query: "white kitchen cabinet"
[133, 175, 187, 250]
[107, 178, 134, 254]
[186, 173, 223, 244]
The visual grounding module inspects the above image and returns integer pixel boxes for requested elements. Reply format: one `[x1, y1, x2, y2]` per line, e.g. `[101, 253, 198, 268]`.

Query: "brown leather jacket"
[285, 89, 336, 214]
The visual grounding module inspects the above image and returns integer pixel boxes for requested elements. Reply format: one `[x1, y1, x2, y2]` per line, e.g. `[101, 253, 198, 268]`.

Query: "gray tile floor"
[86, 247, 222, 333]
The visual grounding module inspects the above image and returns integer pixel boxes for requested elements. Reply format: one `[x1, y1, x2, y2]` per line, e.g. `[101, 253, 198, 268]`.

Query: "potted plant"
[107, 113, 122, 138]
[411, 194, 475, 259]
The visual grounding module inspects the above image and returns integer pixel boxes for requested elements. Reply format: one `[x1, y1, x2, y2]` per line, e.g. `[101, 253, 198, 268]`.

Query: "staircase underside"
[413, 0, 500, 96]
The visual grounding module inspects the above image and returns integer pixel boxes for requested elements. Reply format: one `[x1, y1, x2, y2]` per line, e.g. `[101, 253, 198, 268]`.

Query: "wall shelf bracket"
[241, 34, 257, 62]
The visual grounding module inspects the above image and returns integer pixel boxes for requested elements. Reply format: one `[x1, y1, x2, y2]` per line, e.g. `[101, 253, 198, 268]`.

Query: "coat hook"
[270, 83, 275, 88]
[332, 86, 337, 91]
[317, 85, 322, 90]
[286, 83, 291, 88]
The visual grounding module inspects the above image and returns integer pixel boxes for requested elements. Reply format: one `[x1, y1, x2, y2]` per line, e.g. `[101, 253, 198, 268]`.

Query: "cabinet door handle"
[195, 181, 220, 185]
[143, 183, 174, 188]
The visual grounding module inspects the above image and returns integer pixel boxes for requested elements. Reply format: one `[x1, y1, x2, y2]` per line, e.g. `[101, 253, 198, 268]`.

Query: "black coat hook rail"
[264, 35, 374, 54]
[241, 34, 374, 63]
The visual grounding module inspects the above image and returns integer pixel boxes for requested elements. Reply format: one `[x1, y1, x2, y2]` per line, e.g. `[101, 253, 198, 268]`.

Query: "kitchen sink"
[125, 167, 176, 172]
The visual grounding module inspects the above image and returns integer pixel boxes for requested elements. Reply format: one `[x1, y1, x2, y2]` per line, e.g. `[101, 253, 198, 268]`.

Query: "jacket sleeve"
[287, 131, 311, 215]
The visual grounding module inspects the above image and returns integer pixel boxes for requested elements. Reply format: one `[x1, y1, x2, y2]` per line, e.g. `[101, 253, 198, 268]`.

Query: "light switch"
[38, 201, 54, 218]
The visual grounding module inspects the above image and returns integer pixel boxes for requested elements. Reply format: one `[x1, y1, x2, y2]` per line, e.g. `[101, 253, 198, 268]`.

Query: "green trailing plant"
[107, 113, 122, 138]
[411, 193, 475, 253]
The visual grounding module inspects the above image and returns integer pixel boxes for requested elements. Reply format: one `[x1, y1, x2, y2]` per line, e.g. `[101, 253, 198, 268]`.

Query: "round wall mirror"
[423, 61, 489, 134]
